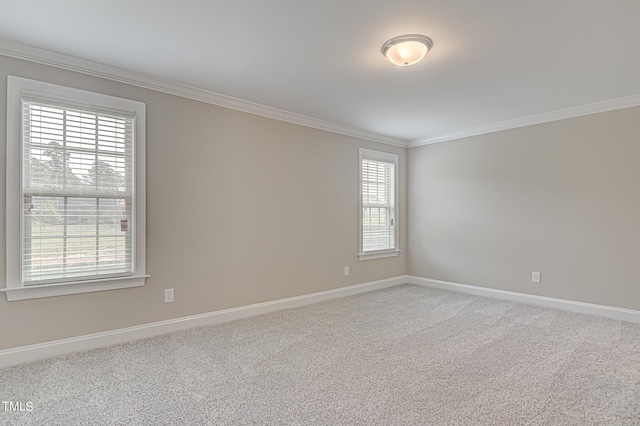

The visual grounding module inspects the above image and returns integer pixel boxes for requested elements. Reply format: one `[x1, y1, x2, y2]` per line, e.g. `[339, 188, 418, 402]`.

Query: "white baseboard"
[7, 274, 635, 369]
[0, 276, 408, 369]
[408, 276, 640, 324]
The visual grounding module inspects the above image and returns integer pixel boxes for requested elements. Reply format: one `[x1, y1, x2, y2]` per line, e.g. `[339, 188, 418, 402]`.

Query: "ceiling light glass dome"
[381, 34, 433, 66]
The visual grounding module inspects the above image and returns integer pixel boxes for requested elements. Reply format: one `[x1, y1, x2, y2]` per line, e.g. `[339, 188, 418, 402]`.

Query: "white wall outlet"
[531, 272, 541, 283]
[164, 288, 175, 303]
[344, 266, 350, 276]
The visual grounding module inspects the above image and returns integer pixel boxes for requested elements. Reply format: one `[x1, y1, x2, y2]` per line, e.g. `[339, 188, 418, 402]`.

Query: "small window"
[359, 148, 399, 260]
[5, 76, 147, 300]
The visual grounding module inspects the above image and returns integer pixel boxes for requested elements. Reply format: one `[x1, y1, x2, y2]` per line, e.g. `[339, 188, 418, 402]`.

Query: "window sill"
[2, 275, 149, 301]
[358, 249, 401, 261]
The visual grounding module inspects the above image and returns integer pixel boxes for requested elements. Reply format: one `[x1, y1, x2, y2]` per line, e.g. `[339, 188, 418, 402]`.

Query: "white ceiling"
[1, 0, 640, 145]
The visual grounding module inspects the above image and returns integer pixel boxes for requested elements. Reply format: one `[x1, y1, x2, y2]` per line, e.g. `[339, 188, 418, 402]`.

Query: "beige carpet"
[1, 284, 640, 425]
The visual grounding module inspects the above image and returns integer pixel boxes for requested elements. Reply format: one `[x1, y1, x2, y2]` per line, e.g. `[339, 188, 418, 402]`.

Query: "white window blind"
[21, 99, 134, 285]
[361, 152, 396, 253]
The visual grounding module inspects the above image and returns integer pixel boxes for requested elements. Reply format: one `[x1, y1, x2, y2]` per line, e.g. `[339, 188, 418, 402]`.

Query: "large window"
[5, 76, 147, 300]
[359, 148, 399, 260]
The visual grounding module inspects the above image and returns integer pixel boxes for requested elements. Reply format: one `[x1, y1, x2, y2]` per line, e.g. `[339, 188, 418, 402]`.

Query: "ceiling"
[1, 0, 640, 145]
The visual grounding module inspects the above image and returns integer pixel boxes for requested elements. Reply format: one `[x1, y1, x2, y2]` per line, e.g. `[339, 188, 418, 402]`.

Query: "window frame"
[358, 148, 400, 261]
[4, 76, 148, 301]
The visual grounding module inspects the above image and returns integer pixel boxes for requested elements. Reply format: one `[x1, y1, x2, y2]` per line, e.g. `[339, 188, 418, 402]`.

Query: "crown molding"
[0, 38, 407, 148]
[409, 93, 640, 148]
[5, 38, 639, 150]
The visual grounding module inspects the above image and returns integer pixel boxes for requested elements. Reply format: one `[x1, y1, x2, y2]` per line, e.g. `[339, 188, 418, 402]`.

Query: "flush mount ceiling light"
[381, 34, 433, 67]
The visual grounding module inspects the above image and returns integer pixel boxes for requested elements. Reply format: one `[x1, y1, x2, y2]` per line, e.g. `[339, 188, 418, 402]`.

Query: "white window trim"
[358, 148, 400, 261]
[358, 250, 401, 261]
[4, 76, 148, 301]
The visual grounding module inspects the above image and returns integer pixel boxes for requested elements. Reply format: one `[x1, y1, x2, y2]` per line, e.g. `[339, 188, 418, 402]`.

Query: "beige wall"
[408, 107, 640, 310]
[5, 52, 638, 351]
[0, 55, 407, 349]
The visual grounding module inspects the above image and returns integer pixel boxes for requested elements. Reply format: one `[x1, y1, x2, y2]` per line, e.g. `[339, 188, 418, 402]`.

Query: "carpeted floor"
[1, 284, 640, 425]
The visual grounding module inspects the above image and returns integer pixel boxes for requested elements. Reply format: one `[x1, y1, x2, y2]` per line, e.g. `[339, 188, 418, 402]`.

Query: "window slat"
[22, 100, 135, 285]
[361, 155, 396, 253]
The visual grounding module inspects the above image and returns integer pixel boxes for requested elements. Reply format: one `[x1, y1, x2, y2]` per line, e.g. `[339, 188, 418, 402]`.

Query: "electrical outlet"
[164, 288, 174, 303]
[531, 272, 541, 283]
[344, 266, 350, 276]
